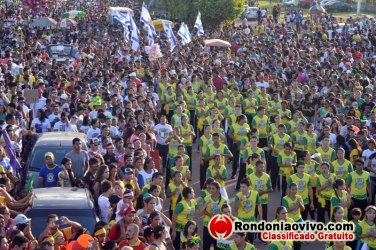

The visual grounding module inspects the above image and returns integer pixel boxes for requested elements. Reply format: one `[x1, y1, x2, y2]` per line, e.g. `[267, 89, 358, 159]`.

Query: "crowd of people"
[0, 0, 376, 249]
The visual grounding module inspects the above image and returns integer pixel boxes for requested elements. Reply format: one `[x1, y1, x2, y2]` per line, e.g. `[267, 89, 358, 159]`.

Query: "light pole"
[357, 0, 361, 15]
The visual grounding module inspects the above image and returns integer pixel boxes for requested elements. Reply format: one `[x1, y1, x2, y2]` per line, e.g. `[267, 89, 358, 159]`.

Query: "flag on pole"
[130, 16, 140, 51]
[194, 12, 204, 36]
[163, 22, 177, 52]
[178, 22, 191, 45]
[2, 130, 21, 173]
[141, 2, 156, 34]
[147, 27, 154, 45]
[141, 2, 155, 45]
[113, 12, 131, 42]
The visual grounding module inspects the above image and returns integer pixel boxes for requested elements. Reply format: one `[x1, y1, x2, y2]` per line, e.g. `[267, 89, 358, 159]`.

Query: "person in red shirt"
[108, 205, 140, 243]
[118, 224, 147, 250]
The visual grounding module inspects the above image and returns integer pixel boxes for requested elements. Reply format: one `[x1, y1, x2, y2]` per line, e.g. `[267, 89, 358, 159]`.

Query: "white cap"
[128, 72, 136, 77]
[14, 214, 31, 225]
[60, 94, 68, 100]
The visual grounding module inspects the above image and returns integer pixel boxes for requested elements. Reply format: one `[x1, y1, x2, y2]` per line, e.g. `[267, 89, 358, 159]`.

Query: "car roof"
[35, 132, 87, 147]
[31, 188, 94, 209]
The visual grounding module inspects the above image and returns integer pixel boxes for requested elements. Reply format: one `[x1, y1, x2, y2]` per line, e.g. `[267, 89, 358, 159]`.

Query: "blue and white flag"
[113, 12, 131, 42]
[178, 22, 191, 45]
[194, 11, 204, 36]
[129, 16, 140, 51]
[140, 2, 156, 34]
[141, 2, 155, 45]
[163, 22, 177, 52]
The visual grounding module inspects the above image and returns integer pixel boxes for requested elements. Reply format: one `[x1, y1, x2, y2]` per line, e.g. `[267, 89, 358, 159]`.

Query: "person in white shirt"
[98, 180, 114, 224]
[48, 104, 61, 124]
[115, 190, 134, 222]
[31, 109, 51, 135]
[53, 112, 75, 132]
[154, 115, 173, 169]
[86, 119, 101, 139]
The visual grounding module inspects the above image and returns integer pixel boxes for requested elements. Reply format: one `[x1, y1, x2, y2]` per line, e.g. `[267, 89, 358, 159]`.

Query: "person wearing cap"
[13, 214, 36, 242]
[88, 138, 104, 164]
[38, 152, 62, 188]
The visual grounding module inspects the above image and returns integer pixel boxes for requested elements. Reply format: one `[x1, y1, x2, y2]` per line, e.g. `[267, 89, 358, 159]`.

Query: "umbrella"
[30, 17, 57, 28]
[204, 39, 232, 48]
[60, 18, 77, 28]
[309, 3, 326, 14]
[62, 10, 86, 18]
[152, 19, 173, 32]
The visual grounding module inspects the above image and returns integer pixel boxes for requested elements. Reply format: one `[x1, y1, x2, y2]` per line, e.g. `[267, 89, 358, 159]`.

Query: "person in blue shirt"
[39, 152, 62, 187]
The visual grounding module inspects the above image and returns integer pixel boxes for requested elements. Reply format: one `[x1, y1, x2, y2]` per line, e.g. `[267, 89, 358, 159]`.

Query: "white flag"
[129, 16, 140, 52]
[194, 12, 204, 36]
[178, 22, 191, 45]
[113, 12, 131, 42]
[163, 22, 177, 52]
[140, 2, 156, 35]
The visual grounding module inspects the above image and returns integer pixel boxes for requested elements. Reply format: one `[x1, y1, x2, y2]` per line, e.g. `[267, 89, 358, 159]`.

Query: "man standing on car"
[66, 138, 89, 178]
[39, 152, 62, 188]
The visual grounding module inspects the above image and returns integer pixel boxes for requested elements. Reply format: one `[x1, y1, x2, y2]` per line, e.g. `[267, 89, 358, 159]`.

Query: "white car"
[283, 0, 298, 6]
[243, 7, 259, 20]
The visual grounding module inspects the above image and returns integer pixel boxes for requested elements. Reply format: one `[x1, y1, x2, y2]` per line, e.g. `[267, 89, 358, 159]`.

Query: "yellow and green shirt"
[305, 133, 318, 155]
[249, 172, 272, 204]
[234, 190, 261, 222]
[316, 173, 336, 201]
[229, 123, 250, 143]
[330, 190, 349, 218]
[315, 147, 337, 163]
[290, 131, 307, 151]
[346, 170, 370, 200]
[174, 199, 197, 232]
[205, 143, 231, 166]
[206, 164, 228, 187]
[166, 181, 185, 211]
[287, 173, 312, 205]
[277, 151, 297, 177]
[304, 159, 320, 188]
[270, 133, 290, 157]
[179, 124, 195, 147]
[356, 220, 376, 249]
[203, 195, 227, 227]
[252, 115, 269, 138]
[330, 159, 353, 180]
[282, 194, 302, 221]
[229, 242, 255, 250]
[198, 135, 212, 156]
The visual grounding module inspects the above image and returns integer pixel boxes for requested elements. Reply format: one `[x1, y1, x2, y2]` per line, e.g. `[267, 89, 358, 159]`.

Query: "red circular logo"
[208, 214, 233, 240]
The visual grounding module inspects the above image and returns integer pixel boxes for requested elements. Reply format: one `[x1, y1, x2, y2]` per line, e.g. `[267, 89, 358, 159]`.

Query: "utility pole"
[357, 0, 361, 15]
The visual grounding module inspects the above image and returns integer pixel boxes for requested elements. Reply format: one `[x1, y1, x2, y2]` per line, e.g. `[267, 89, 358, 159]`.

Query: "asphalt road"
[163, 143, 326, 250]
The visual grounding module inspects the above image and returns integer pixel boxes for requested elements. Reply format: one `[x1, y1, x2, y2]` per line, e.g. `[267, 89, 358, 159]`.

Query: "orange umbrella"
[204, 39, 231, 48]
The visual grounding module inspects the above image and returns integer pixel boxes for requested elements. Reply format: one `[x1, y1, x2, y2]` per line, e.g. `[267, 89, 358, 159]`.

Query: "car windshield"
[29, 144, 87, 172]
[48, 45, 73, 57]
[27, 209, 97, 237]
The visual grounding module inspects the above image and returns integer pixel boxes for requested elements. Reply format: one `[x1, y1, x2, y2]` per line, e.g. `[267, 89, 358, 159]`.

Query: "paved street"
[162, 144, 326, 249]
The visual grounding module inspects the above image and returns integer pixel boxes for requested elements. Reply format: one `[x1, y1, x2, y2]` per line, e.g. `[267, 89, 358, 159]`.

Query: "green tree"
[193, 0, 245, 29]
[165, 0, 196, 23]
[163, 0, 245, 29]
